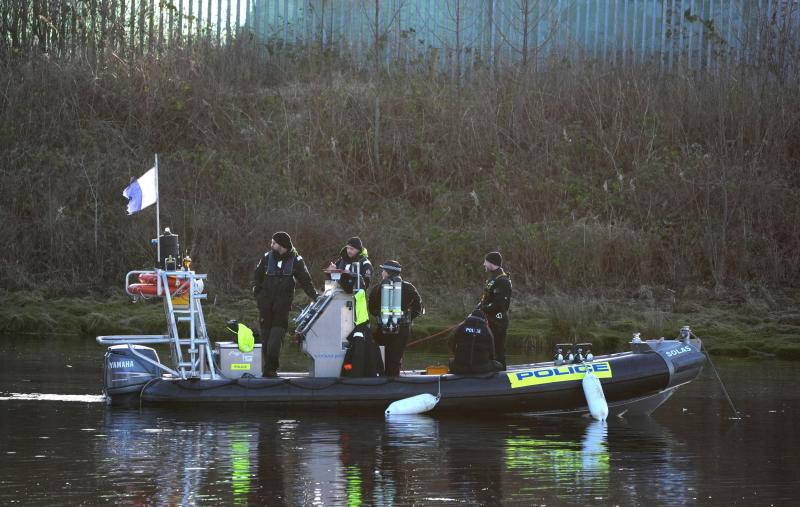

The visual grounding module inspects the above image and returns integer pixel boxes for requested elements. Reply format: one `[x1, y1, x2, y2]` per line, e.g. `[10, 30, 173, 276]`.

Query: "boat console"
[295, 282, 355, 377]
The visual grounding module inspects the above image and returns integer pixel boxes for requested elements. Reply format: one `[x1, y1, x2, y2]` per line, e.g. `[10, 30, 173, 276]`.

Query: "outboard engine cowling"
[103, 345, 160, 399]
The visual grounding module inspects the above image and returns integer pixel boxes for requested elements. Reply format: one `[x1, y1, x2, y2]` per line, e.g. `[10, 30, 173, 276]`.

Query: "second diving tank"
[380, 280, 392, 327]
[390, 277, 403, 327]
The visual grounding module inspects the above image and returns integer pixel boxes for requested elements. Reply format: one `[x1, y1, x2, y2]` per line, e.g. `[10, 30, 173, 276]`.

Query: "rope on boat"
[139, 376, 162, 410]
[699, 337, 742, 420]
[146, 370, 498, 393]
[406, 321, 463, 348]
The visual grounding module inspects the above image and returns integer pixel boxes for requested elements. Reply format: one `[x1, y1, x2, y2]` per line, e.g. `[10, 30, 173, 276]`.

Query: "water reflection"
[80, 409, 701, 505]
[229, 430, 252, 504]
[608, 417, 696, 505]
[2, 341, 797, 505]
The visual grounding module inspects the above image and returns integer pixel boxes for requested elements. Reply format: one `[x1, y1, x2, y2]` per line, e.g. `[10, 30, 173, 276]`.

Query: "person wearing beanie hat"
[367, 260, 423, 376]
[448, 309, 503, 374]
[272, 231, 293, 251]
[252, 231, 319, 377]
[478, 251, 512, 369]
[345, 236, 363, 251]
[326, 236, 373, 293]
[485, 251, 503, 268]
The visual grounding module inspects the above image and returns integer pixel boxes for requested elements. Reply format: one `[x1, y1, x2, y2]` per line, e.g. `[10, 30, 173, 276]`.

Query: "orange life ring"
[138, 273, 183, 287]
[128, 283, 187, 296]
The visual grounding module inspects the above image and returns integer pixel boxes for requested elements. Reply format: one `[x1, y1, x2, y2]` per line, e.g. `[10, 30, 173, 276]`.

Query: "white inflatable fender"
[582, 370, 609, 421]
[385, 393, 439, 416]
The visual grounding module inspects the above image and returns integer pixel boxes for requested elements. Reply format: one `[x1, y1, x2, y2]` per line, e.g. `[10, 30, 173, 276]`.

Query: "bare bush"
[1, 40, 798, 295]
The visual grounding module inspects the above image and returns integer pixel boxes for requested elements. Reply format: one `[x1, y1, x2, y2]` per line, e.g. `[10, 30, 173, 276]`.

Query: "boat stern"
[103, 345, 161, 403]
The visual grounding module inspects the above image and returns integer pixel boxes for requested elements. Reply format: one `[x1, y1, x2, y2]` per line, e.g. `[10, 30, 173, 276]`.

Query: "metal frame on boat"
[98, 269, 217, 380]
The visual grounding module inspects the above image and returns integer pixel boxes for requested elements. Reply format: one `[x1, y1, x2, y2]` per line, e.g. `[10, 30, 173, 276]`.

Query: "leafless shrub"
[1, 38, 798, 296]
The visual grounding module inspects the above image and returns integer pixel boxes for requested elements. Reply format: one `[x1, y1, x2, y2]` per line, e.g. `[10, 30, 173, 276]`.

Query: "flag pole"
[155, 153, 161, 269]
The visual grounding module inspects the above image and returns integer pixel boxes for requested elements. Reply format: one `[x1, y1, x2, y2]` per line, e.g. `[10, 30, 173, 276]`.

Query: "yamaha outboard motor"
[103, 345, 160, 403]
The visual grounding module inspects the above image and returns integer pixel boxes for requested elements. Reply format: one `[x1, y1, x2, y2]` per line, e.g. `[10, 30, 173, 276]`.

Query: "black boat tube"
[630, 338, 706, 389]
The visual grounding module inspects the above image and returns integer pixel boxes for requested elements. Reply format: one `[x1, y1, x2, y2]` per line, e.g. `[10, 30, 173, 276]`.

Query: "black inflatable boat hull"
[108, 339, 705, 416]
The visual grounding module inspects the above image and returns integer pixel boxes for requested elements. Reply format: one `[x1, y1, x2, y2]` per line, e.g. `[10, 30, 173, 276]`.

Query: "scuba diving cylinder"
[575, 345, 585, 364]
[380, 280, 392, 328]
[554, 345, 565, 366]
[390, 277, 403, 328]
[680, 325, 692, 345]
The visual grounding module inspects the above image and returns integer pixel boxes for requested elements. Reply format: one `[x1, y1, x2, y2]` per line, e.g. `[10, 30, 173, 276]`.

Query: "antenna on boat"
[154, 153, 160, 267]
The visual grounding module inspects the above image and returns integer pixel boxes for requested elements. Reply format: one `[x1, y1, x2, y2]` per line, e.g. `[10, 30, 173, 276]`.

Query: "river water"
[1, 335, 798, 505]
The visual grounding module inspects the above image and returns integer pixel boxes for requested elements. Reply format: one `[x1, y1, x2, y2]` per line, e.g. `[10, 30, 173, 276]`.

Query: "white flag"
[123, 167, 158, 214]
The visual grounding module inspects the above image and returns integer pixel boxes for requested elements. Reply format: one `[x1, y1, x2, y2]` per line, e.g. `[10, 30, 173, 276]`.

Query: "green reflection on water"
[504, 429, 609, 484]
[230, 431, 251, 505]
[346, 465, 362, 507]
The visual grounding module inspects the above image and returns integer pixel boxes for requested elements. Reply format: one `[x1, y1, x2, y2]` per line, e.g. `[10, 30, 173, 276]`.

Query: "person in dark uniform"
[478, 251, 511, 369]
[368, 260, 423, 376]
[327, 236, 373, 293]
[252, 231, 318, 377]
[448, 309, 503, 374]
[341, 326, 384, 378]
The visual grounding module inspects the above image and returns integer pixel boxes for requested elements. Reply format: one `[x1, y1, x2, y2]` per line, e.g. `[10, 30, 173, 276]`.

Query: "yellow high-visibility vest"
[354, 289, 369, 326]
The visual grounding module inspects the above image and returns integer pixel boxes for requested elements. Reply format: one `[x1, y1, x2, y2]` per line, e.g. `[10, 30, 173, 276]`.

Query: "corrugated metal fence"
[2, 0, 799, 77]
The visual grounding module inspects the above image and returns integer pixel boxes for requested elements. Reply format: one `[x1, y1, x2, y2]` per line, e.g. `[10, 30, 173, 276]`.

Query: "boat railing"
[96, 269, 218, 380]
[294, 287, 338, 336]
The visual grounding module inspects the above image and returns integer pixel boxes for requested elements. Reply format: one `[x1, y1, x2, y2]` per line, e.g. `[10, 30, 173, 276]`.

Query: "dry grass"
[1, 41, 799, 296]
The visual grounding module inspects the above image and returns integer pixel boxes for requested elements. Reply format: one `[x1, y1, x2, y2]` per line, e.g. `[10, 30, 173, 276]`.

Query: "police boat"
[98, 263, 705, 416]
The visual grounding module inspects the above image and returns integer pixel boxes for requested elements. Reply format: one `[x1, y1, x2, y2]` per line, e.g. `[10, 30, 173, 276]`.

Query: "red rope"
[406, 321, 463, 348]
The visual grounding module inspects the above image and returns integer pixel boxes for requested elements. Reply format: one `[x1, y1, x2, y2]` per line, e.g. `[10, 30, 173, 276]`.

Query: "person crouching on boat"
[478, 251, 512, 369]
[367, 260, 423, 376]
[252, 231, 319, 377]
[326, 236, 373, 292]
[449, 309, 503, 374]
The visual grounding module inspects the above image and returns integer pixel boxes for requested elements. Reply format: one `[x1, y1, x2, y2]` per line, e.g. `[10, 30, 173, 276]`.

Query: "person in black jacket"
[252, 231, 318, 377]
[449, 309, 503, 374]
[368, 260, 423, 376]
[326, 236, 373, 293]
[478, 251, 512, 369]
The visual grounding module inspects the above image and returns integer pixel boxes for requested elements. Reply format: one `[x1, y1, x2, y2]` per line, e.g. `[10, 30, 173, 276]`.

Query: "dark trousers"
[257, 295, 291, 375]
[373, 324, 410, 376]
[488, 316, 508, 369]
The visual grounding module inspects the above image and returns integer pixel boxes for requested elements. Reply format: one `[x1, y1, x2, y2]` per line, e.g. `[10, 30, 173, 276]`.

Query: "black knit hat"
[380, 260, 402, 274]
[485, 251, 503, 267]
[346, 236, 363, 251]
[272, 231, 293, 250]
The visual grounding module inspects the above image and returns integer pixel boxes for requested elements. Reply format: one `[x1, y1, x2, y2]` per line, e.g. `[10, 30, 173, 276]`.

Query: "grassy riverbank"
[3, 288, 798, 360]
